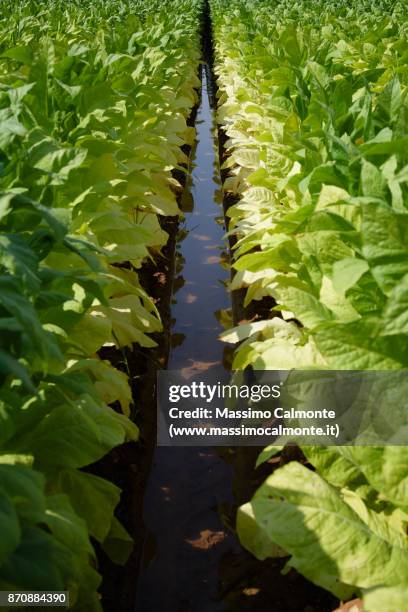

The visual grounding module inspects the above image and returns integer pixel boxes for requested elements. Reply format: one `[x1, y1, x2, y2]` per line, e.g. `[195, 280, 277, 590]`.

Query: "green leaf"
[332, 258, 369, 295]
[238, 462, 408, 599]
[301, 447, 370, 496]
[220, 319, 291, 344]
[0, 465, 45, 523]
[45, 494, 93, 556]
[0, 526, 68, 590]
[381, 273, 408, 336]
[342, 447, 408, 510]
[0, 349, 36, 393]
[273, 281, 333, 328]
[360, 160, 386, 198]
[58, 471, 120, 543]
[361, 202, 408, 295]
[1, 46, 32, 64]
[17, 394, 127, 471]
[102, 517, 133, 566]
[255, 445, 283, 468]
[364, 585, 408, 612]
[69, 359, 132, 416]
[314, 321, 408, 369]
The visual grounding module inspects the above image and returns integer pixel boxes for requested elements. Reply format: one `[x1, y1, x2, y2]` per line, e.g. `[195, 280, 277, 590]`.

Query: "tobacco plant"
[211, 0, 408, 608]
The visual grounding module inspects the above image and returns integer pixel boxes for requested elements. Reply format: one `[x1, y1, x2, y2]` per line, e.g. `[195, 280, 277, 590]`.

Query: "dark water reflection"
[169, 68, 230, 373]
[136, 66, 239, 612]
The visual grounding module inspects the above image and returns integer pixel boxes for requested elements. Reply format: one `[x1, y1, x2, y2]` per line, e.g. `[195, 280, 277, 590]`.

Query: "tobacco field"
[0, 0, 407, 610]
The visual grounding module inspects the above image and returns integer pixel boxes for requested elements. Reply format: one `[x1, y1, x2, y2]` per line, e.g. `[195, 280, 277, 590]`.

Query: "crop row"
[0, 0, 201, 606]
[211, 0, 408, 609]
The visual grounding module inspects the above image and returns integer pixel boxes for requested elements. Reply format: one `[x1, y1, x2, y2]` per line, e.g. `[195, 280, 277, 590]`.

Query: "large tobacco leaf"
[238, 461, 408, 600]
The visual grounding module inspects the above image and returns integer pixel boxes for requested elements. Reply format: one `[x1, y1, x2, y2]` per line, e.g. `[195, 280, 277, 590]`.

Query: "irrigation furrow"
[136, 63, 240, 612]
